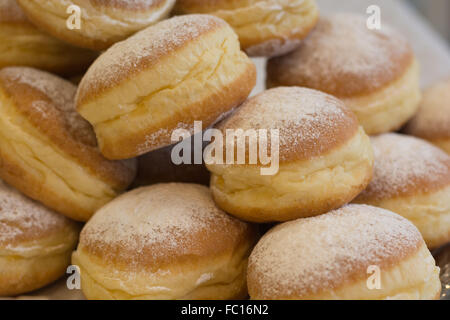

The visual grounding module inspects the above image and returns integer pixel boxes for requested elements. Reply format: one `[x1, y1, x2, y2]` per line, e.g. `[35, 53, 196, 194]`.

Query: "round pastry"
[247, 204, 441, 300]
[72, 183, 259, 300]
[0, 180, 80, 297]
[205, 87, 374, 223]
[76, 14, 256, 160]
[267, 14, 421, 135]
[0, 0, 97, 76]
[403, 79, 450, 154]
[353, 133, 450, 249]
[0, 67, 137, 221]
[133, 135, 210, 188]
[16, 0, 176, 50]
[173, 0, 319, 57]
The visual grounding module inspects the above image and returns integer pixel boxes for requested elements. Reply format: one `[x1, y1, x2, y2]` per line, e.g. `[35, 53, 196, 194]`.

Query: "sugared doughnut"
[0, 0, 97, 76]
[173, 0, 319, 57]
[247, 204, 441, 300]
[76, 14, 256, 160]
[403, 79, 450, 154]
[353, 133, 450, 249]
[0, 180, 80, 297]
[72, 183, 259, 300]
[16, 0, 176, 50]
[205, 87, 374, 223]
[0, 67, 137, 221]
[267, 14, 421, 135]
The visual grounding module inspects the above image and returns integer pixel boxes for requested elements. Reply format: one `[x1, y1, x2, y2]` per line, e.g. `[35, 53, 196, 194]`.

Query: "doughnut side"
[77, 18, 256, 159]
[354, 185, 450, 249]
[17, 0, 176, 50]
[342, 59, 421, 135]
[0, 223, 79, 296]
[0, 81, 135, 221]
[72, 239, 252, 300]
[175, 0, 319, 57]
[208, 127, 374, 222]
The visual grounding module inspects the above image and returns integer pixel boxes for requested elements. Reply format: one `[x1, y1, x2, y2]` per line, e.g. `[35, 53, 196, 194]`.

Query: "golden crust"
[267, 14, 414, 98]
[174, 0, 319, 57]
[213, 87, 359, 163]
[0, 67, 136, 220]
[0, 0, 97, 76]
[76, 15, 256, 159]
[77, 184, 258, 270]
[0, 180, 80, 296]
[247, 205, 440, 300]
[404, 78, 450, 140]
[355, 133, 450, 201]
[17, 0, 177, 50]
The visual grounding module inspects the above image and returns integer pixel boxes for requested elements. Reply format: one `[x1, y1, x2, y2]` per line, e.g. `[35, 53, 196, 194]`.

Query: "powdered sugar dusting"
[248, 204, 422, 298]
[0, 180, 70, 246]
[358, 133, 450, 199]
[268, 13, 412, 96]
[0, 67, 97, 147]
[218, 87, 357, 161]
[80, 183, 249, 269]
[77, 14, 225, 104]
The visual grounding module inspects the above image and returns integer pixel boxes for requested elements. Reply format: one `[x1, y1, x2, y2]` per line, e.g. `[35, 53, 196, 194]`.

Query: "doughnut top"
[0, 67, 136, 186]
[79, 183, 256, 271]
[267, 14, 414, 97]
[404, 79, 450, 140]
[357, 133, 450, 201]
[0, 0, 27, 23]
[248, 204, 423, 299]
[76, 14, 228, 106]
[89, 0, 168, 10]
[0, 180, 76, 247]
[215, 87, 359, 162]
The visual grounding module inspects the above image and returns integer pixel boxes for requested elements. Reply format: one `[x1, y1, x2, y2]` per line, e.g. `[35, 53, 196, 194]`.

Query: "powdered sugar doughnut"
[76, 14, 256, 160]
[205, 87, 374, 222]
[174, 0, 319, 57]
[0, 180, 80, 297]
[353, 133, 450, 249]
[247, 204, 441, 300]
[0, 67, 136, 221]
[72, 183, 259, 300]
[267, 14, 421, 135]
[403, 79, 450, 154]
[0, 0, 97, 75]
[16, 0, 176, 50]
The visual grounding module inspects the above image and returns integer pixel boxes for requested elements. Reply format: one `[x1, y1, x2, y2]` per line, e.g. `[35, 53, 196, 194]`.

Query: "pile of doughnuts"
[0, 0, 448, 300]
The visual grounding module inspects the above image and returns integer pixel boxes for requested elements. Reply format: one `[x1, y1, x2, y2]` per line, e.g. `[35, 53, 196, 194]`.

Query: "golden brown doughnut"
[16, 0, 176, 50]
[205, 87, 374, 222]
[76, 14, 256, 160]
[0, 0, 97, 76]
[267, 14, 421, 135]
[353, 133, 450, 249]
[0, 180, 80, 297]
[0, 67, 137, 221]
[174, 0, 319, 57]
[72, 183, 259, 300]
[403, 79, 450, 154]
[247, 204, 441, 300]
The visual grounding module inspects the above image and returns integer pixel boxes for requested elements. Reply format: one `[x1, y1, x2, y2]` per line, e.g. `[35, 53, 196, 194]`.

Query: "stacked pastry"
[0, 0, 448, 300]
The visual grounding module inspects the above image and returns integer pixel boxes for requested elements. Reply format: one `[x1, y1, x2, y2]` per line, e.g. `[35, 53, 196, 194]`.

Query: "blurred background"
[409, 0, 450, 43]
